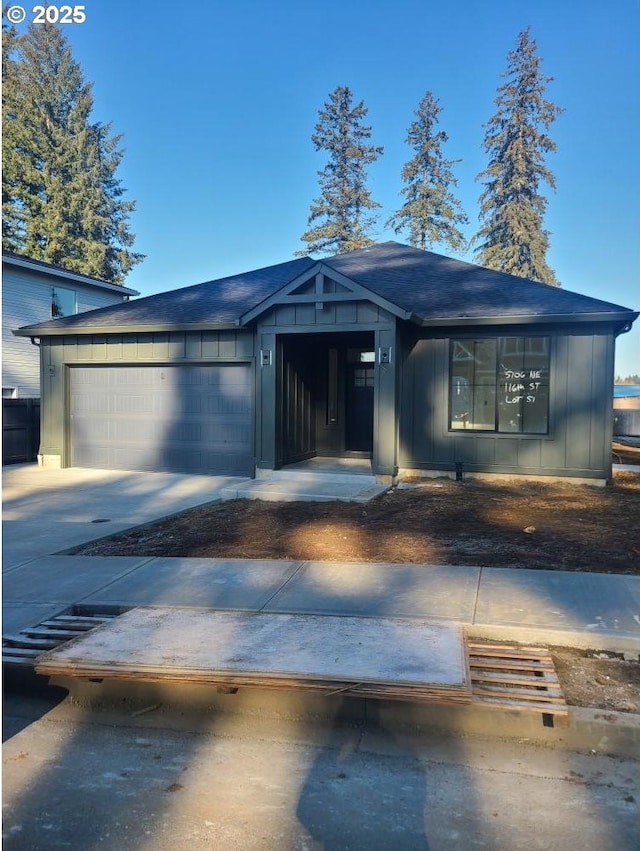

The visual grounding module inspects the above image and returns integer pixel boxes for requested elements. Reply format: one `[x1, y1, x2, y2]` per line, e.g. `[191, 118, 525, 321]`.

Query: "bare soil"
[550, 647, 640, 714]
[70, 467, 640, 713]
[73, 470, 640, 574]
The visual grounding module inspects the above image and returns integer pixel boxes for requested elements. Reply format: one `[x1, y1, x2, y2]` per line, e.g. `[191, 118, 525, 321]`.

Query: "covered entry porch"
[256, 328, 399, 480]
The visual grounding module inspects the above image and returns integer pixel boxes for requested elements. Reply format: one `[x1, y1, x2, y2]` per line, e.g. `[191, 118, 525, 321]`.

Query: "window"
[450, 337, 550, 434]
[51, 286, 77, 318]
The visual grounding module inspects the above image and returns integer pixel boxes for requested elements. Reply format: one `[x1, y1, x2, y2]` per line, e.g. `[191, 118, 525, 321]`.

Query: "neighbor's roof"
[3, 251, 139, 297]
[14, 242, 637, 337]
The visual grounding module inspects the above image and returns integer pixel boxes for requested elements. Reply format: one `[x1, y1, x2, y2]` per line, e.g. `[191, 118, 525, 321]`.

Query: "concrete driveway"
[2, 464, 250, 570]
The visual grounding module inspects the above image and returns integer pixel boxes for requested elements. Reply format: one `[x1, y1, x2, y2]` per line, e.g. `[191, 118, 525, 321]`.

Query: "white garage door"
[70, 364, 253, 475]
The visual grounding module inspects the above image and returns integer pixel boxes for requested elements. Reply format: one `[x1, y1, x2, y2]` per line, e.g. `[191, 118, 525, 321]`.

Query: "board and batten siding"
[2, 264, 131, 398]
[398, 329, 616, 479]
[38, 330, 255, 466]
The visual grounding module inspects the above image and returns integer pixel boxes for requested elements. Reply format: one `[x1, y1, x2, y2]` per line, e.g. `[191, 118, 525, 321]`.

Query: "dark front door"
[345, 362, 374, 451]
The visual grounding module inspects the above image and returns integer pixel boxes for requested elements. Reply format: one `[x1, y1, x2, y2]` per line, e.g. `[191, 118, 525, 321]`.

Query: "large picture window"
[450, 337, 550, 434]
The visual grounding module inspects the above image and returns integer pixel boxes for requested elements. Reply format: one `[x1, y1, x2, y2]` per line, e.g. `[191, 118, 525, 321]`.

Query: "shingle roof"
[323, 242, 635, 323]
[3, 251, 139, 296]
[15, 242, 636, 336]
[16, 256, 316, 334]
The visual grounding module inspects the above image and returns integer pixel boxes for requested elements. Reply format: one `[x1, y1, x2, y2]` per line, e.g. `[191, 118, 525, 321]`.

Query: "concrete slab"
[79, 557, 304, 610]
[3, 556, 153, 605]
[2, 465, 251, 568]
[38, 608, 470, 690]
[2, 521, 153, 571]
[222, 478, 390, 503]
[263, 561, 481, 620]
[474, 567, 640, 637]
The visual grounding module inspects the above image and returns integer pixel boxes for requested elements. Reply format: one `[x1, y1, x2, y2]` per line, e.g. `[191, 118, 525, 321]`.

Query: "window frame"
[448, 335, 551, 436]
[51, 286, 77, 318]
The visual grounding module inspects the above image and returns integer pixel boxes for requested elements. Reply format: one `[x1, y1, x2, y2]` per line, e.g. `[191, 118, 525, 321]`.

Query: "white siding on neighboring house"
[2, 261, 137, 398]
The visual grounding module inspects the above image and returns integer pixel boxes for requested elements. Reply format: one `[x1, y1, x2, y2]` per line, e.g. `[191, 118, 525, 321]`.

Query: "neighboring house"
[15, 242, 638, 483]
[3, 252, 139, 398]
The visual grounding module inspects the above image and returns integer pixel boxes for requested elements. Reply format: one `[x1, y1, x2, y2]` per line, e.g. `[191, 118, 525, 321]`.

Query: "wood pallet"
[33, 608, 474, 707]
[3, 613, 116, 665]
[469, 642, 568, 718]
[6, 612, 568, 721]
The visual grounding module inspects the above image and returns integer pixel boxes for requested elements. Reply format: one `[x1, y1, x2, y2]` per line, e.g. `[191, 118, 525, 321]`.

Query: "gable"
[239, 262, 411, 326]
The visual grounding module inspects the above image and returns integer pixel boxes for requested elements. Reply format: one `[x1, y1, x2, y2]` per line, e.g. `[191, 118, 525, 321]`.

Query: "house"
[2, 252, 139, 399]
[14, 242, 638, 483]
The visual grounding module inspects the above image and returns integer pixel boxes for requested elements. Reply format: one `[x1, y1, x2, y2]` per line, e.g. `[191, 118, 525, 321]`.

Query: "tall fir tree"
[2, 21, 142, 283]
[474, 27, 563, 285]
[297, 86, 383, 256]
[386, 91, 468, 253]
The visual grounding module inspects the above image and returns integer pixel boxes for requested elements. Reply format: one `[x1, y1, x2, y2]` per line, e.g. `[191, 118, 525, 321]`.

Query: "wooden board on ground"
[35, 607, 471, 702]
[468, 642, 568, 717]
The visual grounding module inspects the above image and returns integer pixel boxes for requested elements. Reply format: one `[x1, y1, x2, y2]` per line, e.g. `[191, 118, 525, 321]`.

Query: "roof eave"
[13, 321, 241, 338]
[3, 254, 140, 296]
[413, 311, 639, 329]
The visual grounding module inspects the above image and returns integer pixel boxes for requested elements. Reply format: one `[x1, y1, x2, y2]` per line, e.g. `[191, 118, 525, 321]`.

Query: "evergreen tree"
[474, 27, 563, 285]
[2, 22, 142, 283]
[386, 91, 468, 252]
[297, 86, 383, 256]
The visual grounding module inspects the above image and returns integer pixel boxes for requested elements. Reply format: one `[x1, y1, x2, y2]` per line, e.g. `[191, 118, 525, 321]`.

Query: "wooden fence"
[2, 398, 40, 464]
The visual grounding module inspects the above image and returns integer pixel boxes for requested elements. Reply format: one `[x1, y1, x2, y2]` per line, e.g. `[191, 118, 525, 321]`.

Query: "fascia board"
[13, 322, 241, 338]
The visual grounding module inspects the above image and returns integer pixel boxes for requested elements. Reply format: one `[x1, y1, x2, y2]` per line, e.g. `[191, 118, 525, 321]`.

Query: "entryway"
[277, 332, 375, 467]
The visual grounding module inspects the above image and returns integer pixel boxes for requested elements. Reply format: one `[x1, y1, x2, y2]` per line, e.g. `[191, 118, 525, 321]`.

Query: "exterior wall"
[2, 264, 132, 398]
[38, 330, 255, 467]
[398, 326, 616, 480]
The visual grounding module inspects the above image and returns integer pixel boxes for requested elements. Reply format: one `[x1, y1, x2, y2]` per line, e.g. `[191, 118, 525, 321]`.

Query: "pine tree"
[2, 22, 142, 283]
[386, 91, 468, 252]
[297, 86, 383, 256]
[474, 28, 563, 285]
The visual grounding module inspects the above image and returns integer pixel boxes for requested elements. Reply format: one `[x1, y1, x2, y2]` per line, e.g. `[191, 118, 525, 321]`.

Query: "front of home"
[15, 242, 638, 483]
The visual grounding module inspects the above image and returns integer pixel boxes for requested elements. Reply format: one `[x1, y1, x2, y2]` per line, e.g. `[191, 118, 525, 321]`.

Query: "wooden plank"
[472, 695, 568, 715]
[3, 646, 41, 658]
[470, 656, 555, 672]
[472, 684, 564, 702]
[21, 627, 86, 639]
[3, 654, 38, 666]
[3, 634, 59, 649]
[39, 617, 114, 628]
[471, 671, 559, 687]
[469, 643, 550, 656]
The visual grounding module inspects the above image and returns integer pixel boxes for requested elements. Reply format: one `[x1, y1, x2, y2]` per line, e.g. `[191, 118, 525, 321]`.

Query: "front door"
[345, 361, 374, 452]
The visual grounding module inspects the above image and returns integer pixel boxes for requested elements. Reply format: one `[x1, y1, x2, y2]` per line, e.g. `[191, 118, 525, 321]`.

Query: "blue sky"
[11, 0, 640, 375]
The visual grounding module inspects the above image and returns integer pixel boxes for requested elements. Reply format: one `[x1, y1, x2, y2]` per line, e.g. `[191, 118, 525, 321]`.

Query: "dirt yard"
[73, 470, 640, 574]
[70, 467, 640, 713]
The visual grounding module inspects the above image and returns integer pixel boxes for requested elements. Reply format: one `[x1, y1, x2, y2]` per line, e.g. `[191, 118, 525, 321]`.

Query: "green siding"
[399, 328, 616, 479]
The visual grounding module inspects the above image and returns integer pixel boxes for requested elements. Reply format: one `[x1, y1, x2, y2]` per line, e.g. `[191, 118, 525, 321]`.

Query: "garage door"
[70, 364, 253, 475]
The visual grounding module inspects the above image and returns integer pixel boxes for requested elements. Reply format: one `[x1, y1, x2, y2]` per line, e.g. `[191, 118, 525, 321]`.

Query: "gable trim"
[239, 262, 412, 326]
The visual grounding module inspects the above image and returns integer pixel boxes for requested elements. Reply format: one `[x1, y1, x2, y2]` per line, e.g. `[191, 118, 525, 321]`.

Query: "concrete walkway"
[3, 465, 640, 655]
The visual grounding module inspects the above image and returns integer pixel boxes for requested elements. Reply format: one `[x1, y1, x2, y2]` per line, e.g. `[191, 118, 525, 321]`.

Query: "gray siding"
[399, 329, 616, 479]
[2, 265, 131, 397]
[39, 330, 255, 466]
